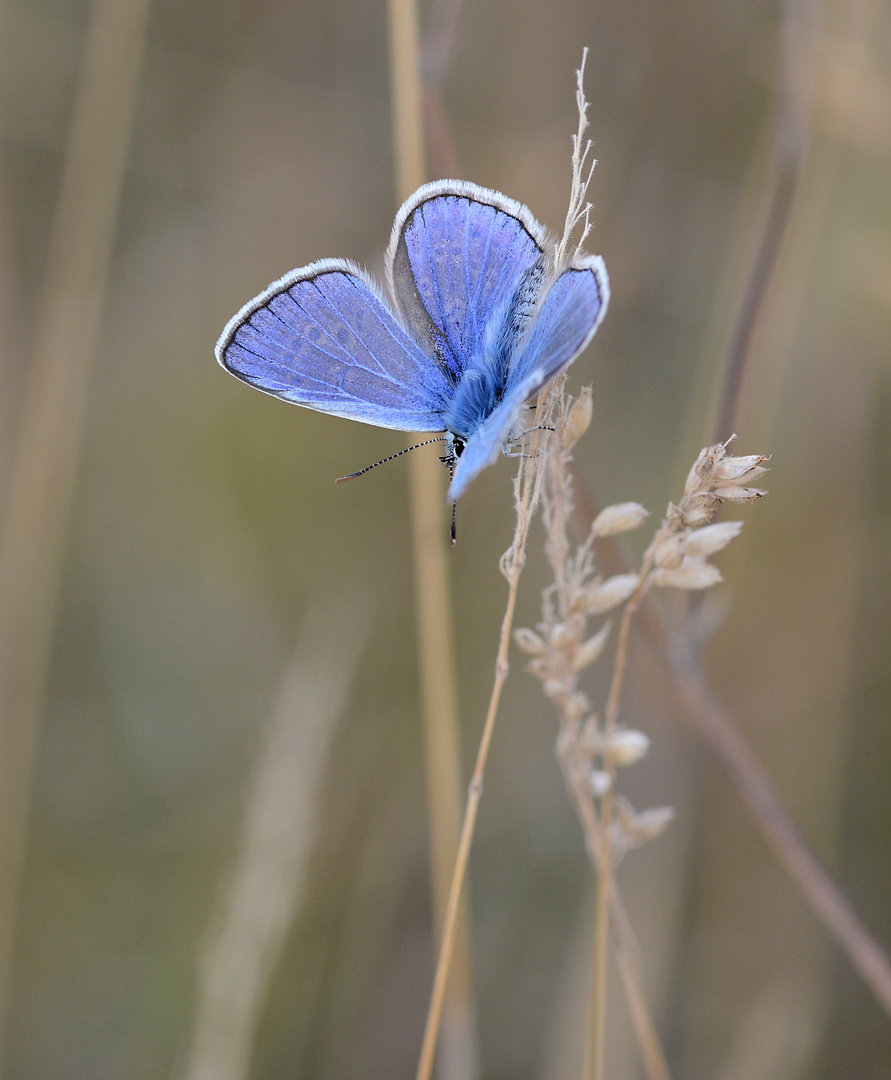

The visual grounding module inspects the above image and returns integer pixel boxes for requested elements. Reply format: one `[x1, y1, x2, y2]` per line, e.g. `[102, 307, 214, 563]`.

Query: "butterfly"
[216, 179, 609, 506]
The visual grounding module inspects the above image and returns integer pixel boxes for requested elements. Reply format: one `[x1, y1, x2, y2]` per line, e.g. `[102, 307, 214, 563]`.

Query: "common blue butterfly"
[216, 180, 609, 502]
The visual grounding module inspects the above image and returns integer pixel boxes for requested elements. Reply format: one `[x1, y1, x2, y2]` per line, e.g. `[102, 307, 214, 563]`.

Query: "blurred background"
[0, 0, 889, 1077]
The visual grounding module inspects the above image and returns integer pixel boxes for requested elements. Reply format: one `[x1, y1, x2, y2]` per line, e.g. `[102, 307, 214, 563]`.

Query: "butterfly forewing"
[217, 261, 451, 432]
[388, 181, 546, 381]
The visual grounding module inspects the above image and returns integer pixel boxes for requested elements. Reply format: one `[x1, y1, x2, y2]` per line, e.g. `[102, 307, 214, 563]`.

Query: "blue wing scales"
[217, 183, 611, 506]
[448, 257, 609, 500]
[387, 181, 546, 381]
[216, 260, 451, 432]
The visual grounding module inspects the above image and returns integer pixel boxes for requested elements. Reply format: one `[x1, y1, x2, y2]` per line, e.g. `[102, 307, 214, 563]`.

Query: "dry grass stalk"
[415, 388, 557, 1080]
[516, 402, 768, 1079]
[388, 0, 478, 1075]
[415, 51, 600, 1080]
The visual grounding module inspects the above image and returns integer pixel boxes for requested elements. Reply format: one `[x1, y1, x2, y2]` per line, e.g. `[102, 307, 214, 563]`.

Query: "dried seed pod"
[684, 520, 743, 557]
[654, 532, 687, 569]
[612, 800, 676, 852]
[606, 728, 650, 766]
[652, 558, 723, 590]
[561, 387, 593, 449]
[592, 502, 650, 538]
[565, 693, 590, 723]
[628, 806, 675, 844]
[680, 505, 712, 527]
[685, 444, 722, 494]
[514, 627, 547, 655]
[543, 678, 566, 699]
[582, 573, 639, 615]
[712, 454, 769, 483]
[571, 622, 612, 672]
[589, 769, 612, 797]
[549, 621, 577, 650]
[711, 485, 766, 503]
[526, 656, 550, 679]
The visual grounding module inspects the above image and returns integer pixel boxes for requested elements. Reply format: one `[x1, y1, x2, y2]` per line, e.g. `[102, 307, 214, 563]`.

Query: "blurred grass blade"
[183, 598, 371, 1080]
[0, 0, 152, 1056]
[388, 1, 477, 1078]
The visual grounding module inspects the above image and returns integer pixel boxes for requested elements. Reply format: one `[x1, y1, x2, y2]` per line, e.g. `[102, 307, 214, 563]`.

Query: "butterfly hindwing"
[510, 257, 609, 387]
[216, 260, 451, 432]
[447, 257, 610, 500]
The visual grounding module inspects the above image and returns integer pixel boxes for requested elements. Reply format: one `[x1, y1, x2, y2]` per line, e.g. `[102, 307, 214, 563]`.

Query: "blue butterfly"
[216, 180, 609, 503]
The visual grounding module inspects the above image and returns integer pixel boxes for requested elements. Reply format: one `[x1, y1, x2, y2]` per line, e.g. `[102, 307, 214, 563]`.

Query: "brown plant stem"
[183, 601, 371, 1080]
[388, 1, 476, 1076]
[588, 541, 659, 1080]
[712, 0, 817, 443]
[556, 728, 671, 1080]
[664, 643, 891, 1018]
[610, 894, 672, 1080]
[415, 399, 551, 1080]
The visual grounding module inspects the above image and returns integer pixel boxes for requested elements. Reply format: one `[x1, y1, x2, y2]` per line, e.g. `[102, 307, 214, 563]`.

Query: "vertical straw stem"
[387, 2, 476, 1077]
[587, 544, 657, 1080]
[558, 734, 671, 1080]
[415, 398, 552, 1080]
[0, 0, 151, 1062]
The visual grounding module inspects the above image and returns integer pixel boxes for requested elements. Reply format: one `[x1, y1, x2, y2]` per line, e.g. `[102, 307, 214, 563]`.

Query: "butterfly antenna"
[335, 437, 446, 483]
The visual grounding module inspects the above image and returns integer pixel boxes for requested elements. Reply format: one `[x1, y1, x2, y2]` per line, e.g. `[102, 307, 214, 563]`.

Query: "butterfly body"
[217, 180, 609, 499]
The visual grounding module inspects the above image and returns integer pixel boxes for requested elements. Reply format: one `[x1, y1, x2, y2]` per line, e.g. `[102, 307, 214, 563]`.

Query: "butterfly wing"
[510, 256, 609, 386]
[216, 259, 451, 432]
[448, 256, 609, 499]
[386, 181, 547, 381]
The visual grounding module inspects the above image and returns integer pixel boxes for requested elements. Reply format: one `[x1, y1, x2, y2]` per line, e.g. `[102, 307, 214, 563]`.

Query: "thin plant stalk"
[556, 729, 671, 1080]
[587, 543, 658, 1080]
[0, 0, 151, 1056]
[387, 2, 477, 1077]
[711, 0, 817, 442]
[610, 892, 672, 1080]
[415, 394, 555, 1080]
[537, 410, 763, 1080]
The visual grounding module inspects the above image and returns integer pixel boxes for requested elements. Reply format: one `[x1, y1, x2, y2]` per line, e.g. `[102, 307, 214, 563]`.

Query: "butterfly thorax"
[443, 361, 505, 439]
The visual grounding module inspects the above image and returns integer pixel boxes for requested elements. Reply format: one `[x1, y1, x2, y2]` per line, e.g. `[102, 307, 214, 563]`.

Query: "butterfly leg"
[502, 424, 556, 459]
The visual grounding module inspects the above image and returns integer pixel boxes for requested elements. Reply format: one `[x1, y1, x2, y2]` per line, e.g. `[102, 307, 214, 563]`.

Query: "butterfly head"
[441, 430, 466, 469]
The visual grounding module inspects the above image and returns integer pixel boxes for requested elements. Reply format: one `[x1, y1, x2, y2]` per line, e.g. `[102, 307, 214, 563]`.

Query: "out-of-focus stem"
[712, 0, 817, 442]
[556, 732, 672, 1080]
[388, 2, 477, 1078]
[0, 0, 151, 1064]
[587, 543, 656, 1080]
[183, 602, 370, 1080]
